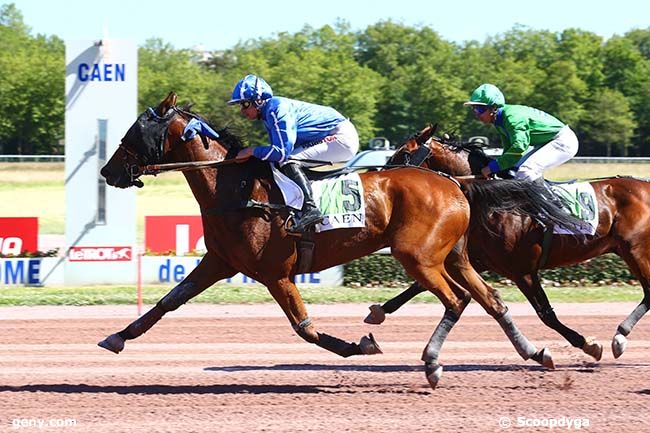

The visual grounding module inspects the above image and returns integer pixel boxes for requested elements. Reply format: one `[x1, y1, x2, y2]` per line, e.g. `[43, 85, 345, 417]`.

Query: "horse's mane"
[464, 179, 584, 236]
[178, 103, 244, 151]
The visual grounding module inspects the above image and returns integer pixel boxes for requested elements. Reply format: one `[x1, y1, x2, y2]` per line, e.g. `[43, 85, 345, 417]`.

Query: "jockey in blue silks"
[228, 74, 360, 233]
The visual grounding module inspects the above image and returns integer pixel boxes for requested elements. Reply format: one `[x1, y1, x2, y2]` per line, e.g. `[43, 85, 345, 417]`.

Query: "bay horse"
[97, 93, 567, 389]
[367, 124, 650, 361]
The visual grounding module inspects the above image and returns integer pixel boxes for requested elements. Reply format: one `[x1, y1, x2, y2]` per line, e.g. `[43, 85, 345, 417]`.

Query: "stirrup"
[288, 212, 324, 234]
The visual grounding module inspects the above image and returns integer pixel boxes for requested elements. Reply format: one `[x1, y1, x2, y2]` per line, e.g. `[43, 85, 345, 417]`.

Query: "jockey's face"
[239, 100, 259, 121]
[471, 105, 497, 124]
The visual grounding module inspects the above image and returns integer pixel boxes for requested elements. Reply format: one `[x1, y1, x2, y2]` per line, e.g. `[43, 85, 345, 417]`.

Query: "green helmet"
[464, 83, 505, 107]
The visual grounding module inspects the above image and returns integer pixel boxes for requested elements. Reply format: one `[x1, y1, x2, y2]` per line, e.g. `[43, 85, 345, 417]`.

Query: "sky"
[8, 0, 650, 51]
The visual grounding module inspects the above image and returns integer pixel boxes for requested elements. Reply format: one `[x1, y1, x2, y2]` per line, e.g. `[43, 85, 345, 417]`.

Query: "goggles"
[472, 105, 489, 115]
[240, 100, 253, 109]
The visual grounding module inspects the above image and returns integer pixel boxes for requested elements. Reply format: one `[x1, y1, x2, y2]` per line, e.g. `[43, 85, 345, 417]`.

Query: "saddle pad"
[312, 173, 366, 232]
[548, 182, 599, 235]
[270, 166, 366, 232]
[271, 165, 304, 210]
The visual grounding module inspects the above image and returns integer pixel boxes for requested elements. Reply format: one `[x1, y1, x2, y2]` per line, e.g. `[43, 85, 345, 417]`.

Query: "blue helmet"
[227, 74, 273, 105]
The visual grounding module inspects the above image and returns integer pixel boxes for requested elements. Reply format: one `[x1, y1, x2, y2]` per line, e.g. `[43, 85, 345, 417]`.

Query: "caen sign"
[0, 217, 38, 255]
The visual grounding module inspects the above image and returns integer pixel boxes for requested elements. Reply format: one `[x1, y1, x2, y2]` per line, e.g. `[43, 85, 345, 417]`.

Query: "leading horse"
[98, 93, 562, 389]
[367, 124, 650, 361]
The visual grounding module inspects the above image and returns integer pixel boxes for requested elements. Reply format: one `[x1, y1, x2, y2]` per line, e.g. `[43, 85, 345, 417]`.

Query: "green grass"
[0, 283, 641, 306]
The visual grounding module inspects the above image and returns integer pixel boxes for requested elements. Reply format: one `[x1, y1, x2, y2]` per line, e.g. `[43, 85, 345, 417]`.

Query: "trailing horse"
[98, 93, 559, 389]
[366, 124, 650, 361]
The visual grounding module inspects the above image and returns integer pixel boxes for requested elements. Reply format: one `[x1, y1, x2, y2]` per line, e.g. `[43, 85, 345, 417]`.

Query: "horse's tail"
[463, 179, 585, 235]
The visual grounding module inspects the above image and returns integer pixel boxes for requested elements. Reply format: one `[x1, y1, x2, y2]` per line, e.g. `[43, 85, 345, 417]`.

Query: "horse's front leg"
[267, 278, 382, 357]
[98, 252, 237, 353]
[364, 281, 426, 324]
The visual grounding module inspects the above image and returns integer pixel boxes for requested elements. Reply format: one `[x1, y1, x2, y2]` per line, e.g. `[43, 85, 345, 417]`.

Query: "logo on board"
[77, 63, 126, 82]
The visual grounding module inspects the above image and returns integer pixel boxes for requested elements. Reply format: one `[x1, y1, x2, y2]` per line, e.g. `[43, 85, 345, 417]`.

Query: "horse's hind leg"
[98, 252, 236, 354]
[444, 247, 555, 368]
[612, 246, 650, 358]
[394, 256, 470, 389]
[515, 273, 602, 361]
[266, 278, 382, 358]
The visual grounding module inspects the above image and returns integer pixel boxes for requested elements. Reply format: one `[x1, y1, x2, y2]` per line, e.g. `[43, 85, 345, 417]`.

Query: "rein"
[139, 157, 334, 176]
[140, 158, 240, 175]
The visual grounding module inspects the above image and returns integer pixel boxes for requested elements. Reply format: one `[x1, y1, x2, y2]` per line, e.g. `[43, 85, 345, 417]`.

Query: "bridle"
[117, 106, 239, 187]
[118, 142, 145, 187]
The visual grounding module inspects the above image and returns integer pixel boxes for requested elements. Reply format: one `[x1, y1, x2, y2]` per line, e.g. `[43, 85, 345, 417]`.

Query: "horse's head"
[386, 124, 438, 166]
[387, 124, 493, 176]
[100, 92, 180, 188]
[101, 92, 236, 189]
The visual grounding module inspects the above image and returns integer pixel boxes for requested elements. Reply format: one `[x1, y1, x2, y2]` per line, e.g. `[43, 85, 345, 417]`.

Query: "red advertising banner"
[145, 216, 205, 255]
[68, 246, 132, 262]
[0, 217, 38, 255]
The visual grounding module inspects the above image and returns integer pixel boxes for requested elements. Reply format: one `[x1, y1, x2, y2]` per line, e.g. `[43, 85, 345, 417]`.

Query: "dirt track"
[1, 303, 649, 432]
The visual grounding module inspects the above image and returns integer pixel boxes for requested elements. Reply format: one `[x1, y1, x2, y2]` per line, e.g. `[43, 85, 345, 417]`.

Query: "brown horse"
[367, 124, 650, 361]
[98, 93, 559, 389]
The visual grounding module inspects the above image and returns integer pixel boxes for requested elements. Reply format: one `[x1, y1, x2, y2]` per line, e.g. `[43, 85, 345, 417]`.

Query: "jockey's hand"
[480, 166, 492, 179]
[235, 147, 255, 163]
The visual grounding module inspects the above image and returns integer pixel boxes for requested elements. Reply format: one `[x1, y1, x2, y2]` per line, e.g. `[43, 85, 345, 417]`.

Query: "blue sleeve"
[488, 159, 501, 173]
[253, 105, 297, 162]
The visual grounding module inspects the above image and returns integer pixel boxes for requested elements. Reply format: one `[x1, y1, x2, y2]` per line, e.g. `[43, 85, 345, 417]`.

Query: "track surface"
[1, 303, 649, 432]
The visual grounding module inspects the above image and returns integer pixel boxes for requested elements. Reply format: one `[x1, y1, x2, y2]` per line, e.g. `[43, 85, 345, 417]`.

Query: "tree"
[602, 35, 650, 155]
[533, 60, 587, 127]
[138, 39, 222, 113]
[0, 3, 64, 154]
[558, 29, 605, 90]
[579, 88, 636, 156]
[211, 24, 383, 148]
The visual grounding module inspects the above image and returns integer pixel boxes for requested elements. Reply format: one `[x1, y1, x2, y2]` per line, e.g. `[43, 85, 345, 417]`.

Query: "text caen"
[77, 63, 125, 82]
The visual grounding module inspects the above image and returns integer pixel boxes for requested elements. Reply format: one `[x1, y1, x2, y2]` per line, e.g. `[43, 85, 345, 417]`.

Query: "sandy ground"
[1, 302, 649, 433]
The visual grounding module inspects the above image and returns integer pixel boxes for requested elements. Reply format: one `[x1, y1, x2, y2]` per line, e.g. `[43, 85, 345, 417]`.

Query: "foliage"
[0, 3, 64, 154]
[1, 2, 649, 156]
[344, 253, 636, 288]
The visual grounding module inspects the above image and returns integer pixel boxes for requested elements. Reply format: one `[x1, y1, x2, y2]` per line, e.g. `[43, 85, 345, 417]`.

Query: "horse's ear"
[415, 123, 438, 145]
[155, 92, 178, 116]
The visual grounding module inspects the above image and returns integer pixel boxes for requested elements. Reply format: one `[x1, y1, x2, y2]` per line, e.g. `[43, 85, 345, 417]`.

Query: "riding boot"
[281, 163, 324, 233]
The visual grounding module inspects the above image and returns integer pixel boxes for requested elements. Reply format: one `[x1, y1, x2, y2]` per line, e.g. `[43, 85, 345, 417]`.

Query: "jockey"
[228, 74, 360, 233]
[464, 83, 579, 181]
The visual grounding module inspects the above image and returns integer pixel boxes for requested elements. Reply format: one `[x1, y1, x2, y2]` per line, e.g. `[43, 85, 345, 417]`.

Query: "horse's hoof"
[582, 336, 603, 361]
[98, 333, 125, 354]
[612, 333, 627, 359]
[531, 347, 555, 370]
[364, 304, 386, 325]
[359, 333, 383, 355]
[424, 363, 443, 389]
